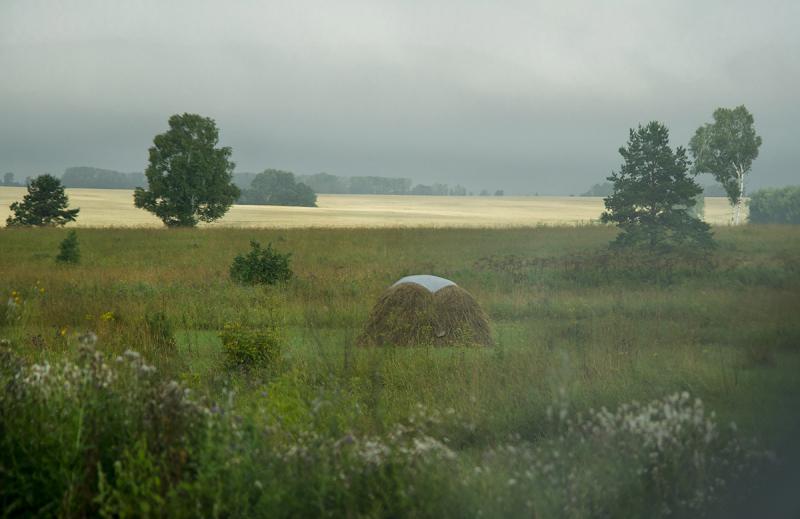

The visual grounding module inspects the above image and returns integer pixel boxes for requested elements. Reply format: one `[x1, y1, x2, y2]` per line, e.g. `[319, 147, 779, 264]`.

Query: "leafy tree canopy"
[239, 169, 317, 207]
[601, 122, 713, 251]
[6, 174, 79, 227]
[689, 105, 761, 223]
[134, 113, 240, 227]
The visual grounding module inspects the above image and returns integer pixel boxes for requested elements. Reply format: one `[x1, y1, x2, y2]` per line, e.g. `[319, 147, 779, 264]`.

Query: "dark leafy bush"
[229, 241, 292, 285]
[55, 230, 80, 264]
[219, 321, 282, 371]
[748, 186, 800, 224]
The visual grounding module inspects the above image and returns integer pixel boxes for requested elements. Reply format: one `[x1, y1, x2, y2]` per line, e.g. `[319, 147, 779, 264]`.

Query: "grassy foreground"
[1, 225, 799, 517]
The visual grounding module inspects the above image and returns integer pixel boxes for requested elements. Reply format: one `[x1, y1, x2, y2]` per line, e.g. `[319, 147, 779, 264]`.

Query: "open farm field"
[0, 186, 741, 227]
[1, 225, 798, 517]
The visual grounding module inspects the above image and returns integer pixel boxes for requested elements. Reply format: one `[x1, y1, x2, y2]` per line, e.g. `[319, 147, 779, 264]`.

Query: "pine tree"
[601, 122, 714, 252]
[6, 175, 79, 227]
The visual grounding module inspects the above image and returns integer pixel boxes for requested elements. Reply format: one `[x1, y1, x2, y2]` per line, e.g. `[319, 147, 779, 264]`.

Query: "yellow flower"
[39, 287, 45, 294]
[100, 311, 116, 322]
[60, 327, 67, 336]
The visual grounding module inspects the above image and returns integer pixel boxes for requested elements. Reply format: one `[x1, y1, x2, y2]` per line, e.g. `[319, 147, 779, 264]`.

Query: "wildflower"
[78, 331, 98, 347]
[59, 327, 67, 337]
[100, 311, 115, 322]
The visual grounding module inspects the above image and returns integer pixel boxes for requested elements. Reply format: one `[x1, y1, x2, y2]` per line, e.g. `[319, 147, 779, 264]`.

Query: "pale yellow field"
[0, 187, 740, 228]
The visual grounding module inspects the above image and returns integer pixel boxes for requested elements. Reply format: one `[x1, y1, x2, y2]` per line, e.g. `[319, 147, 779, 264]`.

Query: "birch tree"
[134, 113, 240, 227]
[689, 106, 762, 225]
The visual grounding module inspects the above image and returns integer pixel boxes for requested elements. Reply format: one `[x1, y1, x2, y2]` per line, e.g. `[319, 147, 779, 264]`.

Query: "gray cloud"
[1, 0, 797, 194]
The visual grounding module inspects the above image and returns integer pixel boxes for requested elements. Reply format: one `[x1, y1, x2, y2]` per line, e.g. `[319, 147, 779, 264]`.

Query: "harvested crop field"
[0, 187, 740, 227]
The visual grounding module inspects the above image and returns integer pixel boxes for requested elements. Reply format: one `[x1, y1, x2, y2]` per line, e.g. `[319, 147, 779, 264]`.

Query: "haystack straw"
[358, 283, 492, 347]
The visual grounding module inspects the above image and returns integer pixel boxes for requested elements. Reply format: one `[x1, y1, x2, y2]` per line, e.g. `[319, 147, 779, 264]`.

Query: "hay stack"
[358, 278, 492, 347]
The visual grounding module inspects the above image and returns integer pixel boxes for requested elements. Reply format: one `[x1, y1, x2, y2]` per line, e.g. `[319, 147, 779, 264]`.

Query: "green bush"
[55, 230, 80, 264]
[749, 186, 800, 224]
[219, 321, 282, 371]
[229, 241, 292, 285]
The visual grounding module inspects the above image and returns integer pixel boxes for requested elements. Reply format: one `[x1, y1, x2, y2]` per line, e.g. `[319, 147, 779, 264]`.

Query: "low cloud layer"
[1, 0, 797, 194]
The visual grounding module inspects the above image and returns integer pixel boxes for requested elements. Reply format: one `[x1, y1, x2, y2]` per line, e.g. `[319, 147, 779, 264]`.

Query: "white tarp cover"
[392, 275, 456, 293]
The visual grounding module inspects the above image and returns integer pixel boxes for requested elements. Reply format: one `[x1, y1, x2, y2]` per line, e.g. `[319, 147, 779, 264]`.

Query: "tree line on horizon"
[7, 166, 497, 198]
[6, 106, 799, 230]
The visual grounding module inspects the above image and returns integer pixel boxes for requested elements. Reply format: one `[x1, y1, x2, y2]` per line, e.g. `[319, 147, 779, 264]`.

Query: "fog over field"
[1, 0, 798, 194]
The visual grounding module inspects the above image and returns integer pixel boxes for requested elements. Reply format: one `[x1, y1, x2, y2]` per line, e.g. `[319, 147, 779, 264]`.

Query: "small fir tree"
[601, 122, 714, 252]
[56, 230, 80, 264]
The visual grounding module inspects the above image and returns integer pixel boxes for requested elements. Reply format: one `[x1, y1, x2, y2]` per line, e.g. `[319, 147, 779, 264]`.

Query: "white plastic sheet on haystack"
[392, 275, 456, 293]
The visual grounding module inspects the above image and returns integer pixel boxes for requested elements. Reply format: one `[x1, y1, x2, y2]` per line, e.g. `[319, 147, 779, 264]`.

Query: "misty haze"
[1, 2, 799, 518]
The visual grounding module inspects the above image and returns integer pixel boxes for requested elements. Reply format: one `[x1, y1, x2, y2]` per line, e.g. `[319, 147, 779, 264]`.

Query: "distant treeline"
[240, 172, 481, 196]
[39, 168, 491, 196]
[61, 167, 147, 189]
[2, 172, 22, 186]
[581, 181, 728, 197]
[294, 173, 476, 196]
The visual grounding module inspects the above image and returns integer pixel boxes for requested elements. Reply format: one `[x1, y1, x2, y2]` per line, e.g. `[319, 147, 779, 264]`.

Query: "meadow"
[0, 186, 740, 227]
[1, 224, 798, 517]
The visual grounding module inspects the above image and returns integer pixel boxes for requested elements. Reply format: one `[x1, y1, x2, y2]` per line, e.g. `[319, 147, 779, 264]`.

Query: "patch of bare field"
[0, 187, 740, 228]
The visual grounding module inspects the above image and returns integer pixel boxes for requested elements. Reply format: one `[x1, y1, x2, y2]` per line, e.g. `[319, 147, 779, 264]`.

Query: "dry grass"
[358, 283, 493, 347]
[0, 187, 740, 227]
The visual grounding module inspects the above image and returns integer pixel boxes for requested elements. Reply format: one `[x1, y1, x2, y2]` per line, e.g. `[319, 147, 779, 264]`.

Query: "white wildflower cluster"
[462, 393, 769, 518]
[350, 422, 456, 468]
[581, 392, 717, 451]
[15, 352, 116, 399]
[115, 349, 157, 376]
[268, 404, 457, 490]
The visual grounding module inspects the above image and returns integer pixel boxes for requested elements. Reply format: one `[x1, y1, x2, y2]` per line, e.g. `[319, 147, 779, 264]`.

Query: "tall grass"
[1, 225, 799, 516]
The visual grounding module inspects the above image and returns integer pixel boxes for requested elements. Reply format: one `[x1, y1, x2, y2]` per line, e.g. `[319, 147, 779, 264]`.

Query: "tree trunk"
[733, 167, 745, 225]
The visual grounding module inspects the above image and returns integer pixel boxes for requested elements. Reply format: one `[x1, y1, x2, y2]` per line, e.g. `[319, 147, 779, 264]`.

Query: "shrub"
[55, 230, 80, 264]
[144, 310, 176, 350]
[748, 186, 800, 224]
[219, 321, 282, 371]
[229, 241, 292, 285]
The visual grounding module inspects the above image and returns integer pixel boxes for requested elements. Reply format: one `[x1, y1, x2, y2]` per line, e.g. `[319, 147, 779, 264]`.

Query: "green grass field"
[1, 225, 799, 517]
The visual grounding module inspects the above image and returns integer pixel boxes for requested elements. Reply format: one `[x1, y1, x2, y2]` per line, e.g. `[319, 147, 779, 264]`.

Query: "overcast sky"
[1, 0, 797, 194]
